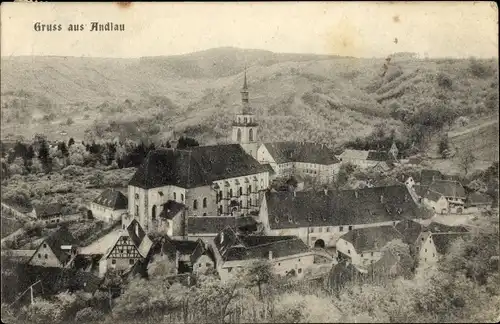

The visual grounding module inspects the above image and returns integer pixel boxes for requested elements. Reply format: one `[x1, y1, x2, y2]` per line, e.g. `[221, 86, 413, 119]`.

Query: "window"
[228, 267, 233, 273]
[339, 226, 343, 232]
[218, 205, 223, 215]
[393, 221, 396, 226]
[249, 129, 254, 142]
[326, 227, 330, 232]
[347, 250, 351, 254]
[421, 237, 424, 241]
[181, 194, 184, 202]
[135, 193, 139, 199]
[112, 259, 116, 265]
[244, 117, 247, 123]
[203, 213, 207, 216]
[416, 247, 420, 252]
[56, 219, 59, 223]
[43, 243, 47, 248]
[310, 228, 314, 233]
[239, 187, 243, 196]
[318, 227, 323, 233]
[361, 253, 364, 257]
[348, 225, 353, 231]
[249, 185, 252, 193]
[129, 259, 135, 265]
[206, 262, 211, 267]
[371, 252, 374, 256]
[425, 249, 427, 252]
[433, 253, 435, 257]
[425, 258, 427, 262]
[193, 200, 198, 210]
[203, 198, 207, 208]
[174, 192, 177, 200]
[278, 263, 281, 266]
[38, 254, 41, 258]
[237, 129, 242, 142]
[298, 268, 302, 274]
[44, 254, 47, 259]
[152, 205, 157, 220]
[135, 205, 139, 216]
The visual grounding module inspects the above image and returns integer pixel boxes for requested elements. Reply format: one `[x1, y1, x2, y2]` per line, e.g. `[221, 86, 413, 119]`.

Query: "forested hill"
[1, 48, 498, 153]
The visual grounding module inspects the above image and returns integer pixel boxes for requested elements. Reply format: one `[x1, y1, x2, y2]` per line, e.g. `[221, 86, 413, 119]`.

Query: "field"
[1, 48, 498, 153]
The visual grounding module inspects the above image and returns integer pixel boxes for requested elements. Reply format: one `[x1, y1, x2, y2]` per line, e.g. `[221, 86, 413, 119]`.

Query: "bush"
[74, 307, 104, 323]
[437, 73, 453, 89]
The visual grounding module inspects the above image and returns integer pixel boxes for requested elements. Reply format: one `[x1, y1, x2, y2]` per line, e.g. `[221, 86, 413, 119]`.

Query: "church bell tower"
[232, 67, 259, 159]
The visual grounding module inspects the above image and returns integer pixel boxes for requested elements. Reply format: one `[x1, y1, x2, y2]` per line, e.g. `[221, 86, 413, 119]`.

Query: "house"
[153, 200, 186, 236]
[98, 219, 153, 277]
[186, 216, 258, 242]
[420, 169, 444, 186]
[127, 144, 270, 233]
[210, 227, 315, 282]
[428, 180, 467, 212]
[28, 226, 79, 268]
[337, 149, 395, 169]
[148, 236, 215, 274]
[395, 219, 425, 251]
[256, 142, 340, 184]
[422, 189, 450, 214]
[465, 192, 493, 212]
[366, 250, 404, 283]
[336, 226, 404, 267]
[31, 203, 63, 223]
[89, 189, 128, 223]
[258, 185, 423, 248]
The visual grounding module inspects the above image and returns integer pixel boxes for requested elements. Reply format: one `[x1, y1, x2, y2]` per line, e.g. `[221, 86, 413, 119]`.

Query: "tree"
[244, 259, 274, 300]
[177, 136, 200, 149]
[147, 255, 177, 277]
[8, 157, 26, 176]
[438, 136, 450, 159]
[381, 239, 416, 277]
[458, 150, 476, 175]
[74, 307, 104, 323]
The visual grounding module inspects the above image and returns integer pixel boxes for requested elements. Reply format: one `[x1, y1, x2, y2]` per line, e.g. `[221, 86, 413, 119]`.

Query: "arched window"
[174, 192, 177, 200]
[218, 205, 223, 215]
[230, 189, 233, 197]
[249, 128, 254, 142]
[237, 129, 242, 142]
[203, 198, 207, 208]
[239, 187, 242, 196]
[181, 194, 184, 202]
[218, 190, 223, 202]
[152, 205, 157, 220]
[193, 200, 198, 210]
[248, 185, 252, 193]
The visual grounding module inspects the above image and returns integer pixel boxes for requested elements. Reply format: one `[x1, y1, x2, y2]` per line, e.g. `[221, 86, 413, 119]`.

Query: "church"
[126, 69, 342, 234]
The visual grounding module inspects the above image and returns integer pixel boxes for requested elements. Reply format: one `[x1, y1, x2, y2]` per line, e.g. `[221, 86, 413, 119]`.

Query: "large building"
[257, 185, 424, 248]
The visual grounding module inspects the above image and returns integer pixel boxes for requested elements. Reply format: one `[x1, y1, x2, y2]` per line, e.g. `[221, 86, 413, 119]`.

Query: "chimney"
[268, 250, 273, 260]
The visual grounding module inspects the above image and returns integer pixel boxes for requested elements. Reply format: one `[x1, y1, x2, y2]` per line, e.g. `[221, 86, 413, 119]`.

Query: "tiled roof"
[261, 163, 275, 175]
[159, 200, 185, 220]
[265, 185, 421, 230]
[129, 145, 269, 189]
[187, 216, 256, 235]
[339, 149, 370, 160]
[413, 185, 429, 198]
[432, 233, 468, 255]
[213, 227, 310, 262]
[421, 169, 443, 186]
[93, 189, 128, 210]
[425, 222, 469, 234]
[34, 203, 64, 219]
[103, 219, 152, 259]
[423, 189, 443, 202]
[367, 250, 402, 276]
[366, 151, 390, 161]
[429, 180, 466, 198]
[262, 142, 339, 165]
[340, 225, 403, 252]
[42, 226, 78, 264]
[466, 192, 493, 206]
[395, 219, 424, 245]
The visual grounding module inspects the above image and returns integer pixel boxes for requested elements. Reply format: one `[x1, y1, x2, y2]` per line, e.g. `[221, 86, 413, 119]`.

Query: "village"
[1, 70, 497, 321]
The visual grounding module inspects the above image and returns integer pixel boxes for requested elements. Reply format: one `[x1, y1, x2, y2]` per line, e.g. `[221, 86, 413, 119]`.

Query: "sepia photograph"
[0, 1, 499, 323]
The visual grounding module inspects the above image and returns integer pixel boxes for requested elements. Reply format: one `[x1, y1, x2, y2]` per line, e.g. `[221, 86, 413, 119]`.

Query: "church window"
[203, 198, 207, 208]
[248, 185, 252, 193]
[237, 129, 242, 142]
[152, 205, 157, 220]
[218, 191, 223, 202]
[174, 192, 177, 200]
[239, 187, 243, 196]
[181, 194, 184, 202]
[135, 205, 139, 216]
[193, 200, 198, 210]
[249, 128, 254, 141]
[230, 189, 233, 197]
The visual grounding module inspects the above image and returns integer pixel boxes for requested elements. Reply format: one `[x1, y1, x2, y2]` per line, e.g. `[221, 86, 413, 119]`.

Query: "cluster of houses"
[2, 69, 496, 300]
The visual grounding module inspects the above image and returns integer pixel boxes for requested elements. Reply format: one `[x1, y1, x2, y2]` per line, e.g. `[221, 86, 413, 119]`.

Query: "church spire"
[240, 66, 250, 112]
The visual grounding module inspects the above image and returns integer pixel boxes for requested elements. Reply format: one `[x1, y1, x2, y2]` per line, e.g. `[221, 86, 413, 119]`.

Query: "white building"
[209, 227, 315, 282]
[89, 189, 128, 223]
[257, 142, 340, 184]
[257, 185, 424, 249]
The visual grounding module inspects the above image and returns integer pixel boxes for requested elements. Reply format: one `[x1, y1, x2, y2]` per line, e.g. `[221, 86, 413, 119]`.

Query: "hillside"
[1, 48, 498, 155]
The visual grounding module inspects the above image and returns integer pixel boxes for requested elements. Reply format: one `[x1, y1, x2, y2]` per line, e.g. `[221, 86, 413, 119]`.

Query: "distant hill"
[1, 47, 498, 151]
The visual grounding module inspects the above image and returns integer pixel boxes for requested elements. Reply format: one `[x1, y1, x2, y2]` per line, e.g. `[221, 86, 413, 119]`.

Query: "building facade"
[89, 189, 128, 223]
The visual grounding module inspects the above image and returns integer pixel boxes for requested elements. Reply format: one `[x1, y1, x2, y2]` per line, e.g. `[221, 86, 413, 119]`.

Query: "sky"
[1, 2, 498, 59]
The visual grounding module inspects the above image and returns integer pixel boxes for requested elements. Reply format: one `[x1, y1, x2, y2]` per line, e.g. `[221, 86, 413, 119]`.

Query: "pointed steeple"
[240, 66, 250, 112]
[242, 65, 248, 90]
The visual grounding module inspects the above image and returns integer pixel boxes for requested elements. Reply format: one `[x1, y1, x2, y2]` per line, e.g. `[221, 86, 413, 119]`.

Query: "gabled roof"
[429, 180, 466, 198]
[421, 169, 443, 186]
[262, 142, 339, 165]
[34, 203, 64, 218]
[366, 151, 390, 161]
[102, 219, 152, 259]
[413, 185, 429, 198]
[187, 216, 256, 235]
[213, 227, 310, 262]
[159, 200, 185, 220]
[431, 233, 468, 255]
[93, 189, 128, 210]
[423, 189, 444, 202]
[425, 222, 469, 234]
[189, 240, 216, 265]
[395, 219, 424, 245]
[466, 192, 493, 206]
[129, 145, 269, 189]
[340, 226, 403, 253]
[368, 250, 401, 275]
[339, 149, 370, 160]
[36, 226, 78, 264]
[265, 185, 421, 230]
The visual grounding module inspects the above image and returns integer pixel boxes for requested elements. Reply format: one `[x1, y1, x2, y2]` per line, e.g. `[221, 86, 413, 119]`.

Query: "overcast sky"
[1, 2, 498, 58]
